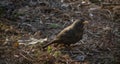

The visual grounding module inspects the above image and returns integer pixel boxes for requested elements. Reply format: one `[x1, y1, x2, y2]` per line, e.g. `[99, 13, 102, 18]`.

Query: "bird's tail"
[42, 41, 55, 49]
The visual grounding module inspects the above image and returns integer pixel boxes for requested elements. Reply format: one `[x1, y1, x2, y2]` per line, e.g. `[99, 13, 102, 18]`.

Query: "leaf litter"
[0, 0, 120, 64]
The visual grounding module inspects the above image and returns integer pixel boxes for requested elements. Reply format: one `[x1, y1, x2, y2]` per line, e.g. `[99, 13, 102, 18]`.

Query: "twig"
[102, 3, 120, 7]
[19, 53, 34, 61]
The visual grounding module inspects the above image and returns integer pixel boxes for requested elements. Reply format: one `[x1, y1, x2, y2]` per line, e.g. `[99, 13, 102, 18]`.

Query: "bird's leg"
[53, 43, 59, 47]
[64, 44, 74, 56]
[69, 46, 74, 56]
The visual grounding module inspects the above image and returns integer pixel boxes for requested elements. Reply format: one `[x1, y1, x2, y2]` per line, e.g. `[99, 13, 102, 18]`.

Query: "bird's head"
[73, 19, 89, 28]
[76, 19, 89, 24]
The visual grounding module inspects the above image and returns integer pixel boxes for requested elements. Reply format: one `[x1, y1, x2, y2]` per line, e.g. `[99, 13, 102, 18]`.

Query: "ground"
[0, 0, 120, 64]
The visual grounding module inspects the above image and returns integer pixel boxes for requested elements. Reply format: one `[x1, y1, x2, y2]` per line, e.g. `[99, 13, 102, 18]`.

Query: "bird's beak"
[83, 21, 89, 24]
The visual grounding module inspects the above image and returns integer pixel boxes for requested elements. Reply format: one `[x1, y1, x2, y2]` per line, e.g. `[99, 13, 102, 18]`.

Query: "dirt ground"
[0, 0, 120, 64]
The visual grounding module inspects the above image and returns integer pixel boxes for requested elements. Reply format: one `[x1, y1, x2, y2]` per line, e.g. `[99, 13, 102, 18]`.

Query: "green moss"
[48, 23, 60, 28]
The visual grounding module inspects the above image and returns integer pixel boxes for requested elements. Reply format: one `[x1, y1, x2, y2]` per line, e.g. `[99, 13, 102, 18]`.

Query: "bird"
[42, 19, 88, 49]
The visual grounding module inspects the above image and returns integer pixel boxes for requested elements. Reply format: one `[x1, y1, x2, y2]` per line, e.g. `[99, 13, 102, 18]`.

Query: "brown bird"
[42, 19, 88, 49]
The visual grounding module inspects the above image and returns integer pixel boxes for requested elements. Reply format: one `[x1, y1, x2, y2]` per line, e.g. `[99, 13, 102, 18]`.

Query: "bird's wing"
[56, 28, 75, 39]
